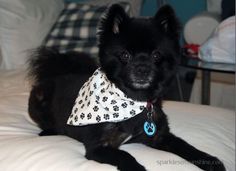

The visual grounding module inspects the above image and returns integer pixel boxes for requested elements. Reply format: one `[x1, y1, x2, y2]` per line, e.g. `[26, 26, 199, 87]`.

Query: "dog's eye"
[151, 50, 161, 61]
[120, 51, 131, 62]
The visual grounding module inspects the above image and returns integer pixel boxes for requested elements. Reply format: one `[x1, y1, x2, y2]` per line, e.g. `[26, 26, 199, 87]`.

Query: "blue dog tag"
[144, 121, 156, 136]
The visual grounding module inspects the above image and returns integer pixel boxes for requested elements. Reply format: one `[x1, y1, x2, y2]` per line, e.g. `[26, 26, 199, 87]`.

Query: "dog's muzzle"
[129, 64, 154, 89]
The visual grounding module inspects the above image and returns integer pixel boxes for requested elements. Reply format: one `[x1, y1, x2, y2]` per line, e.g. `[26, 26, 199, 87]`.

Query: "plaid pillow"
[44, 2, 130, 57]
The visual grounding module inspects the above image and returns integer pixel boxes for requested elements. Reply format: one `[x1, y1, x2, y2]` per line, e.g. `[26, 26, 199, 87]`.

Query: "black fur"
[28, 5, 225, 171]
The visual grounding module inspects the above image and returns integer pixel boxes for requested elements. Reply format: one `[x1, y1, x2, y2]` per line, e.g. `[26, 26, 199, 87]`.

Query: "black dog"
[28, 4, 225, 171]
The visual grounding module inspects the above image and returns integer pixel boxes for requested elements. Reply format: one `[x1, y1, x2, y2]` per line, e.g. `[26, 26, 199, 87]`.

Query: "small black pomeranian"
[28, 4, 225, 171]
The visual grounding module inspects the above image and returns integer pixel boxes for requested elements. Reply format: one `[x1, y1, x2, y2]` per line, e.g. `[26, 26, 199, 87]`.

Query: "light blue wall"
[140, 0, 158, 17]
[141, 0, 207, 24]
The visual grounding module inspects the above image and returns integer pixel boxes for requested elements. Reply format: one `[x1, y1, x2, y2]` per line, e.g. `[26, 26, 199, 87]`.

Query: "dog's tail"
[28, 47, 97, 85]
[28, 47, 97, 134]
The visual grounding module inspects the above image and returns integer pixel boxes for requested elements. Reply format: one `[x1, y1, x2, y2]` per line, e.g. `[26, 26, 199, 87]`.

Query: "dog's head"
[98, 4, 181, 101]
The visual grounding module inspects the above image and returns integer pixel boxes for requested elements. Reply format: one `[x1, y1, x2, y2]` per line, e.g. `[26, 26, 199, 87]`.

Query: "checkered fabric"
[44, 2, 130, 57]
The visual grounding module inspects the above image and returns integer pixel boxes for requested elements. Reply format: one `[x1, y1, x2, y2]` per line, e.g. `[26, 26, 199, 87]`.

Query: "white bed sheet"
[0, 69, 235, 171]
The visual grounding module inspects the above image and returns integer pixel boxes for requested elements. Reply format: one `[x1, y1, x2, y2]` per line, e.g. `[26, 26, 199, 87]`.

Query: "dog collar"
[67, 68, 147, 126]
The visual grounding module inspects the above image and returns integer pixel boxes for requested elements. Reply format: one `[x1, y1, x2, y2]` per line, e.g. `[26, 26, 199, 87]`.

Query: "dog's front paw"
[198, 156, 226, 171]
[207, 157, 225, 171]
[118, 162, 146, 171]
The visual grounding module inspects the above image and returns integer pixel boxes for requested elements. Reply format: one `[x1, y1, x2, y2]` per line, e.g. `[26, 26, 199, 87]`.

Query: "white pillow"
[0, 0, 64, 70]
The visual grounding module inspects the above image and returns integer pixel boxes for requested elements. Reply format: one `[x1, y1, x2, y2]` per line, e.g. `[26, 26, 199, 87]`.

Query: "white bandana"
[67, 68, 147, 126]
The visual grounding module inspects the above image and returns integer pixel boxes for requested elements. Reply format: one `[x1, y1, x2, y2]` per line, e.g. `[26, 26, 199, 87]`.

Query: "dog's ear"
[154, 5, 181, 38]
[99, 4, 129, 37]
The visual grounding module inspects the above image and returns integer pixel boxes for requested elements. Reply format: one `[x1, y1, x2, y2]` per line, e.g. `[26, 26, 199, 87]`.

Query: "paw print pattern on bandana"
[89, 91, 94, 96]
[74, 115, 78, 122]
[140, 105, 145, 111]
[130, 109, 136, 116]
[129, 101, 134, 105]
[74, 108, 78, 113]
[113, 105, 119, 111]
[93, 106, 99, 112]
[111, 100, 117, 105]
[81, 104, 85, 109]
[121, 102, 127, 108]
[103, 114, 110, 120]
[95, 95, 100, 101]
[67, 68, 147, 126]
[80, 113, 85, 119]
[87, 113, 92, 120]
[96, 115, 101, 122]
[113, 113, 119, 118]
[102, 97, 108, 102]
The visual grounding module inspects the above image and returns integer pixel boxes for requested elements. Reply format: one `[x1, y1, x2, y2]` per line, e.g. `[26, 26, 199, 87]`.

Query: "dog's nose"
[136, 65, 150, 76]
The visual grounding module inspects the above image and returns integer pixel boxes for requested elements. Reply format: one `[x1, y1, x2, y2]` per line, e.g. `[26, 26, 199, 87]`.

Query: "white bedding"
[0, 69, 235, 171]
